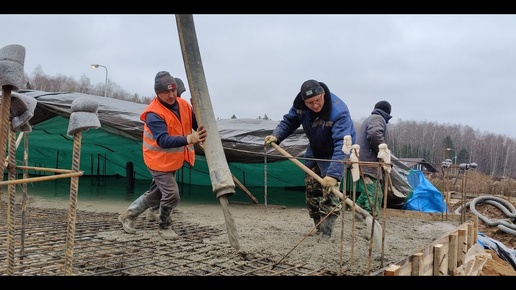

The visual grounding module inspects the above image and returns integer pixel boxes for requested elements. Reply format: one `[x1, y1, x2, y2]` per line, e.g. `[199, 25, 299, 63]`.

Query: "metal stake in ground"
[0, 44, 26, 276]
[63, 97, 101, 275]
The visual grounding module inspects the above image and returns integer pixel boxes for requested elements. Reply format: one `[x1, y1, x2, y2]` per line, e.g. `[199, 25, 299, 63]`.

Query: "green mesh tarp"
[13, 90, 308, 189]
[17, 116, 305, 187]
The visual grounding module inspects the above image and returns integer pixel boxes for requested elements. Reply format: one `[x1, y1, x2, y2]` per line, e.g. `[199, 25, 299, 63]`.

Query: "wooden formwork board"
[382, 208, 464, 222]
[383, 216, 478, 276]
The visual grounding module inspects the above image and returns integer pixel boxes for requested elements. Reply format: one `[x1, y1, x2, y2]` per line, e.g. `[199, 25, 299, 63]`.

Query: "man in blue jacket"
[265, 79, 356, 241]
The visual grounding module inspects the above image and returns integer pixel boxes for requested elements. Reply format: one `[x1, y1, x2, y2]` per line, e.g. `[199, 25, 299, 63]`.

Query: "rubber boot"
[118, 194, 150, 234]
[146, 206, 160, 222]
[319, 214, 338, 241]
[158, 206, 180, 240]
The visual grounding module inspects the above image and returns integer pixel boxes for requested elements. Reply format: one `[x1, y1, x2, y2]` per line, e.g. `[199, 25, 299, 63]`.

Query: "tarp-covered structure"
[12, 90, 409, 206]
[14, 90, 308, 188]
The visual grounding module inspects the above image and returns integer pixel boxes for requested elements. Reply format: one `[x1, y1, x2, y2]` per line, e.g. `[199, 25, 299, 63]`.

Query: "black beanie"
[300, 79, 324, 100]
[154, 71, 177, 94]
[174, 77, 186, 96]
[374, 100, 391, 115]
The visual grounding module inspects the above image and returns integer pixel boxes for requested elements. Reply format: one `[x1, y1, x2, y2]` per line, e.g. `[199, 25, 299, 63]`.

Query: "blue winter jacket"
[271, 82, 356, 181]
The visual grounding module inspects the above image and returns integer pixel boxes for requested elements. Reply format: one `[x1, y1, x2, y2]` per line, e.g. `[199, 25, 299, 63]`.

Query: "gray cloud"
[2, 14, 515, 137]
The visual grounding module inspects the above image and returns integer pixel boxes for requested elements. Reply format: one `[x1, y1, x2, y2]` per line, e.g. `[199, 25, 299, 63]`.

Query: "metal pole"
[103, 65, 108, 98]
[91, 64, 108, 97]
[447, 148, 456, 174]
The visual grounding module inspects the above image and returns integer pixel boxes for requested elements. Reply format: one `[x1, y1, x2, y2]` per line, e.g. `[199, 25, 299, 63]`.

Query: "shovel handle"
[270, 142, 371, 219]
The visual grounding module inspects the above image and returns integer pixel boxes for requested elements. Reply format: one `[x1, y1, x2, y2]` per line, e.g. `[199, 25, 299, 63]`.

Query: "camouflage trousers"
[305, 166, 342, 219]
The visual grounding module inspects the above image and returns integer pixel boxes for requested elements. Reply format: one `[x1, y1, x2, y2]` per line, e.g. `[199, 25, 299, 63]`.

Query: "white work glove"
[377, 143, 392, 173]
[264, 135, 277, 146]
[342, 135, 353, 155]
[187, 125, 207, 145]
[350, 144, 360, 182]
[321, 176, 338, 193]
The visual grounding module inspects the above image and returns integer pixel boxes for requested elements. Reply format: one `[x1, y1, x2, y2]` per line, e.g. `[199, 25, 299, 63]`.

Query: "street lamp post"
[91, 64, 108, 98]
[447, 148, 457, 174]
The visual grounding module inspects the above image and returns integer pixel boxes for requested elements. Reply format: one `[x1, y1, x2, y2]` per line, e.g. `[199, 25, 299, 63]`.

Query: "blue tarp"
[402, 170, 447, 213]
[477, 232, 516, 270]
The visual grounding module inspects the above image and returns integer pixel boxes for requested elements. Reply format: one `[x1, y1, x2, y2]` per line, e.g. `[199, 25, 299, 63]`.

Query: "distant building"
[399, 158, 438, 175]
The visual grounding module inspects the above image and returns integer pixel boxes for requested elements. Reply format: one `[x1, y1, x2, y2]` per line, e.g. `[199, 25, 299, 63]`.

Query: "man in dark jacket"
[265, 79, 356, 241]
[355, 100, 392, 216]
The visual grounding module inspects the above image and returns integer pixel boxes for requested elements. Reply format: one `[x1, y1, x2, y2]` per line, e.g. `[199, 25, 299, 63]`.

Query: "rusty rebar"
[6, 124, 16, 275]
[64, 131, 82, 275]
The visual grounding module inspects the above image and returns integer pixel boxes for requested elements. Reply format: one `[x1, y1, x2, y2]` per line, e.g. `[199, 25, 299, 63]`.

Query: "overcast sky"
[2, 14, 516, 138]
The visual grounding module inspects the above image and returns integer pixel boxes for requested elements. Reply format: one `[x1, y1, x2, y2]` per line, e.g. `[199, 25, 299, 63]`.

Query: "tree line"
[21, 67, 516, 180]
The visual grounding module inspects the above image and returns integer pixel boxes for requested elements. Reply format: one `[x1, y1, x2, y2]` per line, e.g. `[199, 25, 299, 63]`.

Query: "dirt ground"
[446, 194, 516, 276]
[19, 193, 515, 276]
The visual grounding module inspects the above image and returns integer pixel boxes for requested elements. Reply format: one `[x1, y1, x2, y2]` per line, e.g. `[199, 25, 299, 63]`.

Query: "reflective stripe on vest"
[141, 97, 196, 172]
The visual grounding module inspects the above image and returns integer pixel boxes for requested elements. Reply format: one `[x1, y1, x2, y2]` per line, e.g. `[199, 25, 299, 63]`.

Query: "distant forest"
[20, 66, 516, 179]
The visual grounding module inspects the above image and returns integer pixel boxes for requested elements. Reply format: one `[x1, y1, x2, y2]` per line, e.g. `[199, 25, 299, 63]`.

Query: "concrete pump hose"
[457, 195, 516, 236]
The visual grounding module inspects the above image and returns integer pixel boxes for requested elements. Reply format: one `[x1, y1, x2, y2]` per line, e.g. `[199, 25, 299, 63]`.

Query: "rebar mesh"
[0, 202, 335, 276]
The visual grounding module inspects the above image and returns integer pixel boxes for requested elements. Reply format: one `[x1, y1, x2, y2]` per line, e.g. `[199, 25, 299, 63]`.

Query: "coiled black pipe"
[454, 195, 516, 236]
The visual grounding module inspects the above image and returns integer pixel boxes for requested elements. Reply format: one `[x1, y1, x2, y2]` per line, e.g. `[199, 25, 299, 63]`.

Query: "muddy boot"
[158, 206, 180, 240]
[118, 194, 149, 234]
[319, 214, 338, 241]
[118, 210, 136, 234]
[146, 206, 160, 222]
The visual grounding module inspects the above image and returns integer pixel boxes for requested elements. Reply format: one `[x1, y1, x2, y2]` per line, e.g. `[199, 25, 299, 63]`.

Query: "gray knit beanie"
[154, 71, 177, 94]
[374, 100, 391, 115]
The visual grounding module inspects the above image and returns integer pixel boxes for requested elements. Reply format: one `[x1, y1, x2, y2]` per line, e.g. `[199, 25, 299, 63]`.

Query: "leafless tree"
[20, 66, 516, 179]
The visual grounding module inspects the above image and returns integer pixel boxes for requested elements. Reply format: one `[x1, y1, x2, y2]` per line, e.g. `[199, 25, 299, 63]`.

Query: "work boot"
[118, 194, 150, 234]
[146, 207, 160, 222]
[319, 214, 338, 241]
[158, 206, 180, 240]
[118, 210, 136, 234]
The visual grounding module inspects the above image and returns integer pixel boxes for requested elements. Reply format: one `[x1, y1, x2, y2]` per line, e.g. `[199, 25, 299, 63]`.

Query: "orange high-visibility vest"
[140, 97, 195, 172]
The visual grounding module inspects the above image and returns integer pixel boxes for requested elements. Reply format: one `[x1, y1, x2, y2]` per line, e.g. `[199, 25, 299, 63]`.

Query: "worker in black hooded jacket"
[355, 100, 392, 216]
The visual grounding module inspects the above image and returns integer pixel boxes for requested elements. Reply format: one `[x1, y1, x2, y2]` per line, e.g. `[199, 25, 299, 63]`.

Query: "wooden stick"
[0, 171, 83, 186]
[270, 143, 369, 217]
[232, 175, 259, 204]
[15, 165, 75, 174]
[270, 142, 385, 251]
[198, 143, 258, 204]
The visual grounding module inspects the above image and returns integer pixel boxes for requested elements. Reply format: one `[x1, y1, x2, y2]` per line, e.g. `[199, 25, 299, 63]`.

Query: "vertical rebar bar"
[0, 86, 13, 202]
[21, 132, 29, 258]
[6, 127, 17, 276]
[64, 131, 82, 275]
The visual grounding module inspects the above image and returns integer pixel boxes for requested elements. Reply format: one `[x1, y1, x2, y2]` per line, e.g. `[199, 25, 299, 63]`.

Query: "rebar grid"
[0, 202, 335, 276]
